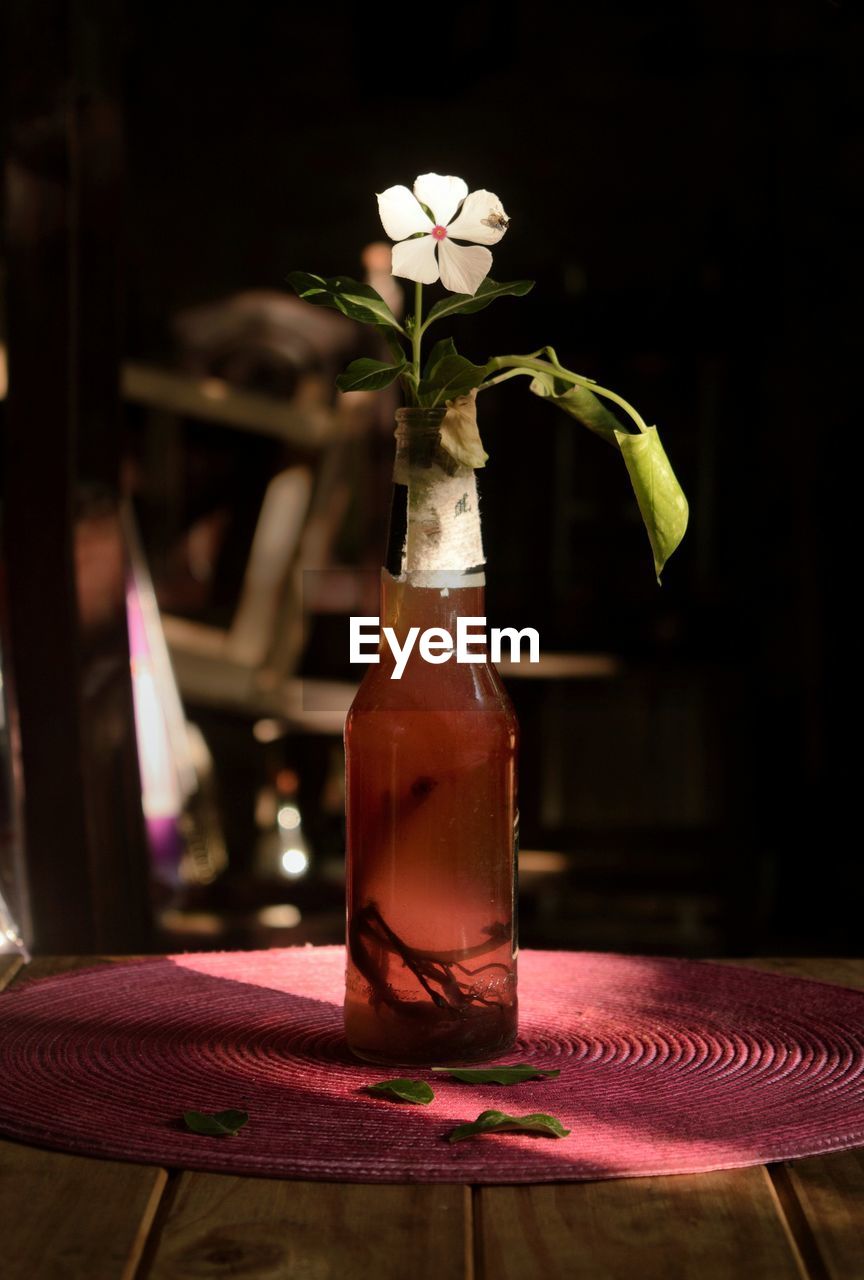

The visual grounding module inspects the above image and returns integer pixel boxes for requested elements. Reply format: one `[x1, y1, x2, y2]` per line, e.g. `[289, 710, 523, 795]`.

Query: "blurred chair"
[159, 445, 357, 733]
[121, 284, 387, 734]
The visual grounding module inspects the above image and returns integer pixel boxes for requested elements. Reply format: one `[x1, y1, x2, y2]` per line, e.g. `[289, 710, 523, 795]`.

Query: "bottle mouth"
[395, 406, 447, 436]
[395, 407, 447, 419]
[394, 406, 466, 478]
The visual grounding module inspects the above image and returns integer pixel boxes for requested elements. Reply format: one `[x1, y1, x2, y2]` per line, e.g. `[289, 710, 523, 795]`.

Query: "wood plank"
[122, 363, 341, 447]
[715, 961, 864, 1278]
[145, 1173, 470, 1280]
[774, 1152, 864, 1280]
[0, 1140, 167, 1280]
[1, 955, 172, 1280]
[715, 958, 864, 991]
[477, 1167, 808, 1280]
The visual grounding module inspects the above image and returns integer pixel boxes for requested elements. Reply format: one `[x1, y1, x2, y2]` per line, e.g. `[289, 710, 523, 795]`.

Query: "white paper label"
[402, 461, 485, 575]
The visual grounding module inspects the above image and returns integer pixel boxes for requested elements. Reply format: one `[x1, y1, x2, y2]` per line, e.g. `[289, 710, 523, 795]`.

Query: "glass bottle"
[344, 407, 518, 1064]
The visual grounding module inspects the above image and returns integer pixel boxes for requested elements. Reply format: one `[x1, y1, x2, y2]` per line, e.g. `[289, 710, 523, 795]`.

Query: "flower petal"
[413, 173, 468, 227]
[391, 235, 440, 285]
[445, 190, 510, 245]
[437, 238, 492, 295]
[377, 185, 433, 241]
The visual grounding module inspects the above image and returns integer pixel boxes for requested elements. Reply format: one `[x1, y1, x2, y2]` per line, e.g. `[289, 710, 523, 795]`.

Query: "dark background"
[2, 0, 861, 954]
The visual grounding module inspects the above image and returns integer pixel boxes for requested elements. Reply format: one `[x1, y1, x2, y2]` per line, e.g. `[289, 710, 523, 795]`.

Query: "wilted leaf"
[614, 426, 689, 581]
[183, 1109, 249, 1137]
[431, 1065, 561, 1085]
[366, 1078, 435, 1105]
[529, 370, 622, 446]
[528, 370, 688, 579]
[447, 1110, 570, 1142]
[439, 388, 488, 468]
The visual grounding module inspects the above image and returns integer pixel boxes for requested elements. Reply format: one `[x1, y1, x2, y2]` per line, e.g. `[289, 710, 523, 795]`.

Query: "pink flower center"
[431, 224, 448, 241]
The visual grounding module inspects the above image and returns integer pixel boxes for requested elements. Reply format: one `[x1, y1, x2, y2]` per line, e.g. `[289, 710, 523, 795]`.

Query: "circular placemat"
[1, 948, 863, 1182]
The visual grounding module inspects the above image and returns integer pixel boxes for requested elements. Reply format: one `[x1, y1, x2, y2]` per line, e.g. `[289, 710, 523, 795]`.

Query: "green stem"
[484, 355, 649, 433]
[477, 349, 548, 393]
[476, 368, 526, 392]
[412, 281, 423, 393]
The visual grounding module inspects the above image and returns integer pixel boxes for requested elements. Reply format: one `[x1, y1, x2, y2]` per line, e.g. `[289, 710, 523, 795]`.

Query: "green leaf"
[336, 357, 407, 393]
[424, 279, 535, 328]
[287, 271, 404, 332]
[422, 336, 458, 382]
[527, 369, 688, 579]
[529, 370, 622, 447]
[418, 354, 489, 406]
[447, 1110, 570, 1143]
[378, 324, 408, 364]
[183, 1108, 249, 1137]
[366, 1078, 435, 1105]
[431, 1065, 562, 1085]
[614, 426, 689, 582]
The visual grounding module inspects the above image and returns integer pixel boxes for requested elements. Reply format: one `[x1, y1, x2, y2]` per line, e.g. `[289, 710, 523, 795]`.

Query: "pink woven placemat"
[1, 947, 862, 1182]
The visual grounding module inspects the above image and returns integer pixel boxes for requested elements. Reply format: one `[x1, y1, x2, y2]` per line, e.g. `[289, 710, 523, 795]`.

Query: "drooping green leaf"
[287, 272, 404, 332]
[183, 1108, 249, 1137]
[447, 1110, 570, 1143]
[431, 1065, 561, 1085]
[418, 354, 489, 406]
[424, 279, 535, 328]
[526, 368, 688, 579]
[336, 357, 407, 393]
[529, 369, 622, 446]
[614, 426, 689, 582]
[366, 1078, 435, 1105]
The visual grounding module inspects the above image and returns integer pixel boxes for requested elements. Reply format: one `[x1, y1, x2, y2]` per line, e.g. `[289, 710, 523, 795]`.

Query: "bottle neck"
[385, 408, 485, 584]
[380, 569, 485, 636]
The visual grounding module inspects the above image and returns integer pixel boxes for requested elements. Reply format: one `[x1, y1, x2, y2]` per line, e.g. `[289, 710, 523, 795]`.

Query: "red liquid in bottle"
[345, 566, 518, 1065]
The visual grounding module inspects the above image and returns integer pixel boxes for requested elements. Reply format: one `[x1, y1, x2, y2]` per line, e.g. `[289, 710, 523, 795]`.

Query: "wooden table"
[2, 956, 862, 1280]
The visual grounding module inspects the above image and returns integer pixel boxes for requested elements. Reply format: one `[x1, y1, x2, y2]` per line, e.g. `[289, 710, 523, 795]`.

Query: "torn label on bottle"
[400, 463, 485, 577]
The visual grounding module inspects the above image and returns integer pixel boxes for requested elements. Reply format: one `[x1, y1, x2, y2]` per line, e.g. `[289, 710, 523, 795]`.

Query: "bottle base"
[344, 1003, 518, 1068]
[346, 1034, 518, 1068]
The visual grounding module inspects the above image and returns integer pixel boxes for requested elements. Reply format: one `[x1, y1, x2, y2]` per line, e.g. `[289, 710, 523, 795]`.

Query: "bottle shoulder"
[347, 657, 517, 724]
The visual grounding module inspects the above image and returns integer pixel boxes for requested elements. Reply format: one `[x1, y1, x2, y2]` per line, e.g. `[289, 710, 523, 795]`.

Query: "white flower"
[377, 173, 509, 296]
